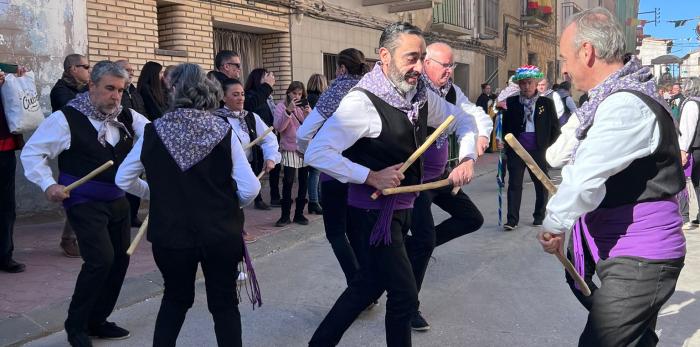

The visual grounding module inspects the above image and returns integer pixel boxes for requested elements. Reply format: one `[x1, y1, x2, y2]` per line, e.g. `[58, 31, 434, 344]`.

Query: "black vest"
[599, 90, 685, 208]
[686, 100, 700, 150]
[342, 88, 428, 186]
[224, 112, 264, 173]
[140, 124, 244, 254]
[57, 106, 133, 183]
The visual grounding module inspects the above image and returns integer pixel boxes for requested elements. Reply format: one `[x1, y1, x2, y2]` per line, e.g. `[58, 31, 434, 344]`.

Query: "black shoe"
[365, 300, 380, 311]
[293, 214, 309, 225]
[503, 223, 517, 231]
[88, 321, 130, 340]
[308, 202, 323, 215]
[410, 311, 430, 331]
[275, 216, 291, 227]
[67, 332, 93, 347]
[131, 218, 142, 228]
[0, 259, 25, 273]
[255, 200, 271, 210]
[270, 198, 281, 207]
[533, 219, 543, 226]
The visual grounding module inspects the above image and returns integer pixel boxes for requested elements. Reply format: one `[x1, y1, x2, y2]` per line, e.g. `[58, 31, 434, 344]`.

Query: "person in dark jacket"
[137, 61, 167, 121]
[50, 54, 90, 112]
[476, 83, 496, 114]
[115, 59, 147, 227]
[50, 54, 90, 258]
[244, 68, 281, 205]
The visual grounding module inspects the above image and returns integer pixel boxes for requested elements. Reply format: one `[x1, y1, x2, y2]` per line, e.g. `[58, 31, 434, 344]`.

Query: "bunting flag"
[540, 0, 553, 14]
[673, 19, 689, 27]
[528, 0, 539, 10]
[626, 17, 640, 26]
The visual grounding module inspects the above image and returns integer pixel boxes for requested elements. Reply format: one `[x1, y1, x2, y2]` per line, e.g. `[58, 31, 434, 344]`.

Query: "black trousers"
[282, 166, 308, 214]
[126, 193, 141, 222]
[320, 179, 359, 285]
[64, 198, 131, 335]
[269, 163, 281, 201]
[0, 151, 16, 264]
[505, 148, 548, 225]
[309, 208, 417, 347]
[152, 241, 242, 347]
[406, 177, 484, 293]
[578, 256, 684, 347]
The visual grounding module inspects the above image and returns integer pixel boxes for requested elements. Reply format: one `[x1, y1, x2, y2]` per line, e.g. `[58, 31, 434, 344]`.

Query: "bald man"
[405, 42, 491, 331]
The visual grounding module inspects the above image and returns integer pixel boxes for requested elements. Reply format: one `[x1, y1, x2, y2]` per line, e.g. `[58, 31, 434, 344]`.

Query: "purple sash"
[58, 172, 125, 208]
[571, 198, 686, 290]
[422, 142, 449, 182]
[517, 132, 538, 151]
[348, 183, 416, 245]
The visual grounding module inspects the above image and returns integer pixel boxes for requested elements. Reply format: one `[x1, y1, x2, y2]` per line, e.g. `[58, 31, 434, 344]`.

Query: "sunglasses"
[74, 64, 91, 70]
[225, 62, 241, 69]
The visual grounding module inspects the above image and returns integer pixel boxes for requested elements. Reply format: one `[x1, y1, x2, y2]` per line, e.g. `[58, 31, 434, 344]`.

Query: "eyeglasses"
[428, 58, 456, 69]
[225, 62, 241, 69]
[74, 64, 90, 70]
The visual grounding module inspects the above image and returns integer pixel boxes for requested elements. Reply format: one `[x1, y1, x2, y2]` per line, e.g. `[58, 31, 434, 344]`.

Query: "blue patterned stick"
[496, 111, 504, 226]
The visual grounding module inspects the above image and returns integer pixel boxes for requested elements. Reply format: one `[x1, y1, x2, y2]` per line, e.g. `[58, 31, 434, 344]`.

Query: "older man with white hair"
[677, 77, 700, 229]
[539, 7, 685, 346]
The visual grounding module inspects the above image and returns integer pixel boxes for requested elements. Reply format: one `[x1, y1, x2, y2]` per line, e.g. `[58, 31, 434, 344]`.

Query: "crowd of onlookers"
[0, 49, 331, 271]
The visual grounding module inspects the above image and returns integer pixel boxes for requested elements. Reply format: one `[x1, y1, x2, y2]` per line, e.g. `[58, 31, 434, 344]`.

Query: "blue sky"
[638, 0, 700, 57]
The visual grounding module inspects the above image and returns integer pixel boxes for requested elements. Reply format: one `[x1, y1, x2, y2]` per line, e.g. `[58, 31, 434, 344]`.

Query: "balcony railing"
[561, 1, 581, 25]
[432, 0, 473, 35]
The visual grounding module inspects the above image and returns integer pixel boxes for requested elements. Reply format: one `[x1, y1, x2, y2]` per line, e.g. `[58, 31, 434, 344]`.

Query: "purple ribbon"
[239, 231, 262, 308]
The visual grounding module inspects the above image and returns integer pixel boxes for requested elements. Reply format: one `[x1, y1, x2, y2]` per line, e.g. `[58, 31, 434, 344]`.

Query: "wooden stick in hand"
[542, 233, 592, 296]
[243, 126, 274, 150]
[370, 115, 456, 200]
[503, 134, 557, 195]
[126, 215, 149, 256]
[63, 160, 114, 193]
[257, 171, 265, 180]
[382, 178, 452, 196]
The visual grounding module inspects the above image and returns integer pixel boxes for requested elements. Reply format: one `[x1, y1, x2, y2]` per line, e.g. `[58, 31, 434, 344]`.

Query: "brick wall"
[85, 0, 291, 96]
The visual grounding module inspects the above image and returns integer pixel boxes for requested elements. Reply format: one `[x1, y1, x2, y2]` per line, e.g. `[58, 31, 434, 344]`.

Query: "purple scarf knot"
[214, 107, 249, 134]
[315, 73, 363, 119]
[67, 92, 130, 147]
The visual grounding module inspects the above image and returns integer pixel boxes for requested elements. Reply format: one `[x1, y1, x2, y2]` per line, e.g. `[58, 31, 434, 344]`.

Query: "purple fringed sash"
[239, 231, 262, 308]
[347, 183, 416, 246]
[58, 172, 125, 208]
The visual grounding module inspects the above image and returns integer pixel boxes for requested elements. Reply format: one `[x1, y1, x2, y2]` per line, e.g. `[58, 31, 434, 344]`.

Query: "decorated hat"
[513, 65, 544, 81]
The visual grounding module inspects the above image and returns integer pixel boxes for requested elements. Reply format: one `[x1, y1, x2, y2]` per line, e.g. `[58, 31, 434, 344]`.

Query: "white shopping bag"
[1, 71, 43, 133]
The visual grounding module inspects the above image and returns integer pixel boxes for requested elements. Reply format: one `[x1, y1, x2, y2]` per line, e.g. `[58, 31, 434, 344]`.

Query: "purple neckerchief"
[497, 82, 520, 103]
[154, 108, 230, 171]
[572, 56, 670, 161]
[347, 183, 416, 246]
[571, 198, 686, 291]
[315, 73, 363, 119]
[519, 94, 538, 122]
[67, 92, 130, 147]
[58, 172, 124, 208]
[354, 61, 427, 124]
[214, 107, 249, 135]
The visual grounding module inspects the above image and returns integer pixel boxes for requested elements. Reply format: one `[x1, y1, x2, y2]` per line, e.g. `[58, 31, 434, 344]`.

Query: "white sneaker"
[682, 222, 697, 231]
[237, 272, 248, 281]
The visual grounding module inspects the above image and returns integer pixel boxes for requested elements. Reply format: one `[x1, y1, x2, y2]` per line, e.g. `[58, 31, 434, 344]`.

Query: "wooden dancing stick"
[63, 160, 114, 193]
[243, 126, 274, 150]
[370, 115, 456, 200]
[503, 134, 558, 195]
[126, 215, 149, 256]
[503, 133, 591, 296]
[381, 178, 452, 196]
[257, 171, 266, 180]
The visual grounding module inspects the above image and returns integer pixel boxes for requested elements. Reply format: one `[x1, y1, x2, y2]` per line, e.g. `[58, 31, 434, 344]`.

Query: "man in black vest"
[115, 59, 147, 227]
[21, 61, 149, 347]
[501, 65, 560, 230]
[306, 23, 478, 347]
[404, 42, 490, 331]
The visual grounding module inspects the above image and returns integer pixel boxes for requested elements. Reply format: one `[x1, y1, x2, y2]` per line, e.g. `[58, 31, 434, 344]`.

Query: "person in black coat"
[50, 54, 90, 112]
[137, 61, 167, 121]
[500, 65, 560, 230]
[475, 83, 496, 114]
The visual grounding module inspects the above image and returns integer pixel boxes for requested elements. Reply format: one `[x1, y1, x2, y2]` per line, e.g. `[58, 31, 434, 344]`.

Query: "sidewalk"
[0, 154, 501, 347]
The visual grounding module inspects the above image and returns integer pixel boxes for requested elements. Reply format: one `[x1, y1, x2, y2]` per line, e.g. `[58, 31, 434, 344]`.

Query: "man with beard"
[305, 23, 478, 347]
[21, 61, 149, 346]
[405, 42, 490, 331]
[501, 65, 560, 231]
[540, 8, 685, 345]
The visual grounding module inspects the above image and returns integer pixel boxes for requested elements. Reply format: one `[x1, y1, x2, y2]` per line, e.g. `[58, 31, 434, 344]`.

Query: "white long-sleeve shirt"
[20, 109, 150, 192]
[543, 92, 661, 234]
[115, 129, 261, 207]
[546, 114, 580, 168]
[678, 101, 699, 151]
[304, 89, 478, 184]
[453, 84, 493, 139]
[224, 110, 281, 164]
[298, 84, 490, 155]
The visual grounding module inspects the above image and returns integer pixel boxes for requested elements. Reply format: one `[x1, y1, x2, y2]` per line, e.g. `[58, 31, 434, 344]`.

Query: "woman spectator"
[244, 68, 281, 207]
[273, 81, 311, 227]
[137, 61, 167, 121]
[296, 48, 369, 286]
[116, 63, 260, 346]
[305, 73, 328, 215]
[678, 77, 700, 229]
